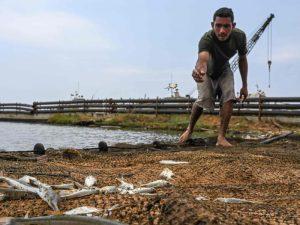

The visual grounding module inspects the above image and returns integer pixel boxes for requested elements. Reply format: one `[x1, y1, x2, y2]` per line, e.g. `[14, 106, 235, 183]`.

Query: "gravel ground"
[0, 136, 299, 225]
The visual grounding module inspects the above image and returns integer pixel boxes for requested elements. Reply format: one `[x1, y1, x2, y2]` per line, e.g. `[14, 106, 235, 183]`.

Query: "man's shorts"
[195, 67, 236, 112]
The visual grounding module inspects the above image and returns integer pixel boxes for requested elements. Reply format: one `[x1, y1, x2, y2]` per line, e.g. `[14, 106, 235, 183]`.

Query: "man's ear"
[232, 22, 236, 28]
[211, 22, 214, 28]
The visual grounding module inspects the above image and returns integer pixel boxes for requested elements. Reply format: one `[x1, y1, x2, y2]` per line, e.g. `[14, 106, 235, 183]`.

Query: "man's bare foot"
[216, 136, 232, 147]
[179, 129, 192, 144]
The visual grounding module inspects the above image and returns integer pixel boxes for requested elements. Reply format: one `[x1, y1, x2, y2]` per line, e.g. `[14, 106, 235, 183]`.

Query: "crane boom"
[230, 13, 275, 72]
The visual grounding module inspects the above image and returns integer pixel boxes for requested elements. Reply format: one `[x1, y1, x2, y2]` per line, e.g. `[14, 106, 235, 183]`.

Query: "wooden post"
[156, 97, 158, 117]
[258, 94, 263, 121]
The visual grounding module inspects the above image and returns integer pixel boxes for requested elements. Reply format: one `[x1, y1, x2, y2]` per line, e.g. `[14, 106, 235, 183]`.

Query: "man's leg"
[179, 103, 203, 143]
[217, 100, 233, 146]
[216, 67, 236, 147]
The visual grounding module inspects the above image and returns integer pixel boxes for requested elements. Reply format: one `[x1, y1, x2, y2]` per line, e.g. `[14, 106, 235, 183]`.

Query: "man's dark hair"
[213, 7, 234, 22]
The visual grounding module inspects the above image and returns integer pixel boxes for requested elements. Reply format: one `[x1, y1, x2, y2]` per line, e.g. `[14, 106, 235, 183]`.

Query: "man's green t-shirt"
[198, 28, 247, 79]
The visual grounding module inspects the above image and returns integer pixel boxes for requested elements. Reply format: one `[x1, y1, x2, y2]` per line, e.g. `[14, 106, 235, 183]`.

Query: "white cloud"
[0, 9, 111, 50]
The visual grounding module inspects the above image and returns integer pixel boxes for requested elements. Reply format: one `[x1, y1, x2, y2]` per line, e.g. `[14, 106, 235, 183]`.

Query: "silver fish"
[0, 176, 39, 193]
[116, 178, 134, 190]
[27, 177, 60, 211]
[159, 160, 189, 165]
[64, 206, 100, 215]
[18, 175, 35, 185]
[1, 176, 59, 211]
[60, 189, 99, 200]
[84, 176, 97, 188]
[51, 183, 75, 190]
[129, 187, 155, 194]
[97, 186, 117, 194]
[195, 195, 208, 201]
[19, 176, 74, 190]
[0, 187, 37, 200]
[0, 193, 5, 201]
[215, 197, 256, 204]
[141, 180, 170, 188]
[159, 168, 174, 180]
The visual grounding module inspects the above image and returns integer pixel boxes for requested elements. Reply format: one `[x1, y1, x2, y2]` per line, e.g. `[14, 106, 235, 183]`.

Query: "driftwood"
[260, 131, 293, 144]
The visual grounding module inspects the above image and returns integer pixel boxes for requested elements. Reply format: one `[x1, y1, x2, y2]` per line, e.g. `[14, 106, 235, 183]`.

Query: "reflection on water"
[0, 122, 178, 151]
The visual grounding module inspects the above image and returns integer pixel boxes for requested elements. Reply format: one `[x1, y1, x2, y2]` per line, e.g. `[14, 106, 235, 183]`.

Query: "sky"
[0, 0, 299, 103]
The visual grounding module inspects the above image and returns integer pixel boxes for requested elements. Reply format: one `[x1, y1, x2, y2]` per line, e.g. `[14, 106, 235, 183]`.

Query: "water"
[0, 122, 178, 151]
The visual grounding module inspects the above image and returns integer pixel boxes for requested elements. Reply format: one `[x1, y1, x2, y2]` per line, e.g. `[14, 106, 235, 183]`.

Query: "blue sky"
[0, 0, 299, 103]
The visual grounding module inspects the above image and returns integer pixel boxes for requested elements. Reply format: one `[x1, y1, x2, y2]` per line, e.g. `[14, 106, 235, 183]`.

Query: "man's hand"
[192, 69, 205, 83]
[239, 86, 248, 102]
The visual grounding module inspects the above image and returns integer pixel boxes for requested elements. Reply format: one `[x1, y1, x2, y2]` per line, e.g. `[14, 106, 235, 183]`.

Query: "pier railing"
[1, 97, 300, 118]
[0, 103, 33, 115]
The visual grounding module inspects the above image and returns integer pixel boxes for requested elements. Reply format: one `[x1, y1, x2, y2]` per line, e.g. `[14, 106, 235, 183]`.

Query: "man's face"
[211, 17, 235, 41]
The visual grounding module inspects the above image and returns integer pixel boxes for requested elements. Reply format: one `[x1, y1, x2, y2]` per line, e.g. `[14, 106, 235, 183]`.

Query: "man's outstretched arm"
[238, 55, 248, 101]
[192, 51, 210, 83]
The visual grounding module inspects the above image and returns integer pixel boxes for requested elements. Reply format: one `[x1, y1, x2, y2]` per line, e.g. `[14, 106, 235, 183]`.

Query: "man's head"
[211, 7, 236, 41]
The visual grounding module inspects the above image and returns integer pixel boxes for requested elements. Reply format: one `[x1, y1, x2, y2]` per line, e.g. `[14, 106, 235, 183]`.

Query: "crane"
[230, 13, 275, 72]
[186, 13, 275, 97]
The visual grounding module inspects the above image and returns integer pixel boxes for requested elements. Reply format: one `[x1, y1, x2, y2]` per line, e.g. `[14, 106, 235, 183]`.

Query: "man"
[179, 7, 248, 147]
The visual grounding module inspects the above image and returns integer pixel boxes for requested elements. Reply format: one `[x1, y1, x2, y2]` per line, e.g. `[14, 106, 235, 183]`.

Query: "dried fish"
[141, 180, 170, 188]
[159, 160, 189, 165]
[159, 168, 174, 180]
[18, 175, 35, 185]
[0, 176, 59, 211]
[215, 197, 256, 204]
[51, 183, 75, 190]
[84, 175, 97, 188]
[60, 189, 99, 200]
[0, 187, 37, 200]
[64, 206, 100, 215]
[116, 178, 134, 190]
[0, 176, 39, 193]
[19, 176, 74, 190]
[74, 181, 84, 189]
[97, 186, 117, 194]
[129, 187, 155, 194]
[195, 195, 208, 201]
[27, 177, 60, 211]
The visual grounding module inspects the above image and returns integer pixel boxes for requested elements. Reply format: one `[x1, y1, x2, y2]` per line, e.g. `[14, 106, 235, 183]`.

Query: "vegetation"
[48, 113, 93, 125]
[47, 113, 299, 135]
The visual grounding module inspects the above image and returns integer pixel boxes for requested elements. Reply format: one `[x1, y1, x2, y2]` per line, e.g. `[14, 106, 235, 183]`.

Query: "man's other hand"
[192, 69, 205, 83]
[239, 86, 248, 102]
